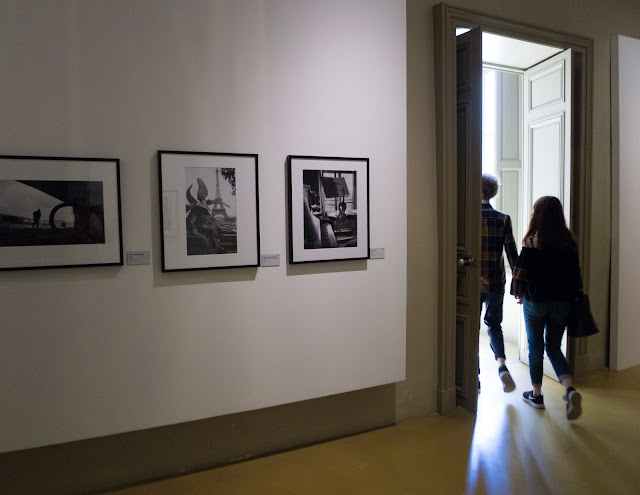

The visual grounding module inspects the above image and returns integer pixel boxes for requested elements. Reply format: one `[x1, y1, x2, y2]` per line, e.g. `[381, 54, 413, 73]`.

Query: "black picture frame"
[288, 155, 370, 263]
[0, 155, 123, 271]
[158, 150, 260, 271]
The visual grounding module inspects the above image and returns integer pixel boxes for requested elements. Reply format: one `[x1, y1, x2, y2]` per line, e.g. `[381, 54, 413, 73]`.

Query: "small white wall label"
[370, 248, 385, 259]
[261, 254, 280, 267]
[127, 251, 151, 265]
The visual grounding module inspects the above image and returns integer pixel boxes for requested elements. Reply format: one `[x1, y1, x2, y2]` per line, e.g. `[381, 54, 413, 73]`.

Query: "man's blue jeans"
[480, 291, 506, 361]
[523, 299, 572, 387]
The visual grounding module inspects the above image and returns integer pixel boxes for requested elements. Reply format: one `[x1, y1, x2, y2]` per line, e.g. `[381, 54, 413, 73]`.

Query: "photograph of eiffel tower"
[184, 166, 237, 255]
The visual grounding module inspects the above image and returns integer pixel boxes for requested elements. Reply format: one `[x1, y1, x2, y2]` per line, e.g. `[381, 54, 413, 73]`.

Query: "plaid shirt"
[481, 203, 518, 293]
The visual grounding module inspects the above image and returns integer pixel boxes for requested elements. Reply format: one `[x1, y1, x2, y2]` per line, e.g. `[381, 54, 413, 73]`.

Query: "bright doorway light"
[482, 69, 497, 179]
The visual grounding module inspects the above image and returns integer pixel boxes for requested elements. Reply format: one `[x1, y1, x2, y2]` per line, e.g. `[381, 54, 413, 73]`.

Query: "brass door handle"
[457, 257, 476, 268]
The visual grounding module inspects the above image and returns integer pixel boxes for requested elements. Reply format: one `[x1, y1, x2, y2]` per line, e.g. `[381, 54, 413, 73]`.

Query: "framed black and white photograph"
[288, 155, 369, 263]
[0, 155, 123, 271]
[159, 150, 260, 271]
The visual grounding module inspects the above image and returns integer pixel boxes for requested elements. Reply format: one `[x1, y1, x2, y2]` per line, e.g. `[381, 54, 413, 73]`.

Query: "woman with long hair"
[511, 196, 583, 419]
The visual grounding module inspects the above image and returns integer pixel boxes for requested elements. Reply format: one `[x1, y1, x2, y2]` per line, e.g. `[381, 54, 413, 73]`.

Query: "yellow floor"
[107, 336, 640, 495]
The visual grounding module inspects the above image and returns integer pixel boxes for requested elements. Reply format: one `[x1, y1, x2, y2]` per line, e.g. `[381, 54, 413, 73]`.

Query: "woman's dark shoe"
[498, 365, 516, 393]
[564, 387, 582, 420]
[522, 390, 545, 409]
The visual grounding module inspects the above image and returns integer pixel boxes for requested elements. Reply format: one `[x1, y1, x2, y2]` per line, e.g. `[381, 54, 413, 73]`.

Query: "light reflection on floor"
[464, 335, 522, 494]
[464, 333, 640, 495]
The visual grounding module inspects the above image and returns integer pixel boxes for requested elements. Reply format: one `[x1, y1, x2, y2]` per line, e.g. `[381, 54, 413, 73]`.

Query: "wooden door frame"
[433, 3, 594, 415]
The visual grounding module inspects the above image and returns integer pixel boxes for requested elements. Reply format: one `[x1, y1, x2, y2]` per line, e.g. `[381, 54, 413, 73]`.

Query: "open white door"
[519, 48, 572, 379]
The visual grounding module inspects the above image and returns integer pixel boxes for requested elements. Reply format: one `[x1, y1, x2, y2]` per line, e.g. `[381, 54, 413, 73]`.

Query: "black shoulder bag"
[567, 292, 599, 338]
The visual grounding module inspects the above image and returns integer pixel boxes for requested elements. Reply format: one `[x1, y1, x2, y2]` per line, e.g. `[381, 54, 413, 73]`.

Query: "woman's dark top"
[510, 245, 582, 302]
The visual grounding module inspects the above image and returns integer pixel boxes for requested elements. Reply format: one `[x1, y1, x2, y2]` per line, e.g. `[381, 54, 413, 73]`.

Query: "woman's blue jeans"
[523, 299, 572, 387]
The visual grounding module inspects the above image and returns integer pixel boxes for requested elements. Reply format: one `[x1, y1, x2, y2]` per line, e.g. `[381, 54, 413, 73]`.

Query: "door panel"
[455, 316, 468, 389]
[530, 116, 564, 201]
[523, 49, 572, 223]
[496, 71, 523, 246]
[457, 105, 470, 248]
[502, 170, 520, 244]
[529, 63, 565, 110]
[520, 49, 572, 378]
[456, 28, 482, 413]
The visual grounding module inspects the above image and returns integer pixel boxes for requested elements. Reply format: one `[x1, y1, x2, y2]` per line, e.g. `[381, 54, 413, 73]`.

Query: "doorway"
[478, 34, 572, 382]
[433, 4, 594, 415]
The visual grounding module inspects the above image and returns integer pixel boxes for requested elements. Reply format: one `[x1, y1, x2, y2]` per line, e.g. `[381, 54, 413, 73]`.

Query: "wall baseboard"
[572, 353, 592, 377]
[437, 386, 457, 415]
[0, 385, 395, 495]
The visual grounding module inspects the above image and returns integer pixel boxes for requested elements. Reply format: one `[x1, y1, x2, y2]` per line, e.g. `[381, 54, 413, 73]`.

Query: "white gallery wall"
[0, 0, 406, 453]
[610, 34, 640, 371]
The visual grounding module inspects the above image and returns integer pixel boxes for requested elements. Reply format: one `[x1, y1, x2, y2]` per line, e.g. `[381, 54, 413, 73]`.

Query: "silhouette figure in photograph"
[32, 208, 41, 228]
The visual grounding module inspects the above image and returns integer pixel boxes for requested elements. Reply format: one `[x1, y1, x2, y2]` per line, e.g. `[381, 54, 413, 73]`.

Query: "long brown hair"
[523, 196, 576, 251]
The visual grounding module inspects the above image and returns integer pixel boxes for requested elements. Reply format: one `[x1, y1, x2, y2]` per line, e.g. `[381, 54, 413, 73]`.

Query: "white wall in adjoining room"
[0, 0, 406, 453]
[611, 34, 640, 371]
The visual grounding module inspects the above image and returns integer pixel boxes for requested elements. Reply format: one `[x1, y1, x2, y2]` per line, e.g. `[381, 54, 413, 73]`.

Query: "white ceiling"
[456, 29, 563, 70]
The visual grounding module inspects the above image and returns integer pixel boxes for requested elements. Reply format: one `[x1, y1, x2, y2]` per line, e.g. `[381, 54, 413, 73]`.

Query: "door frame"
[433, 3, 594, 414]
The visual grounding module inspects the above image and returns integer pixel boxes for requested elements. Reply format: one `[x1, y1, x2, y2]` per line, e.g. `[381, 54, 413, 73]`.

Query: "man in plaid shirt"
[481, 174, 519, 393]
